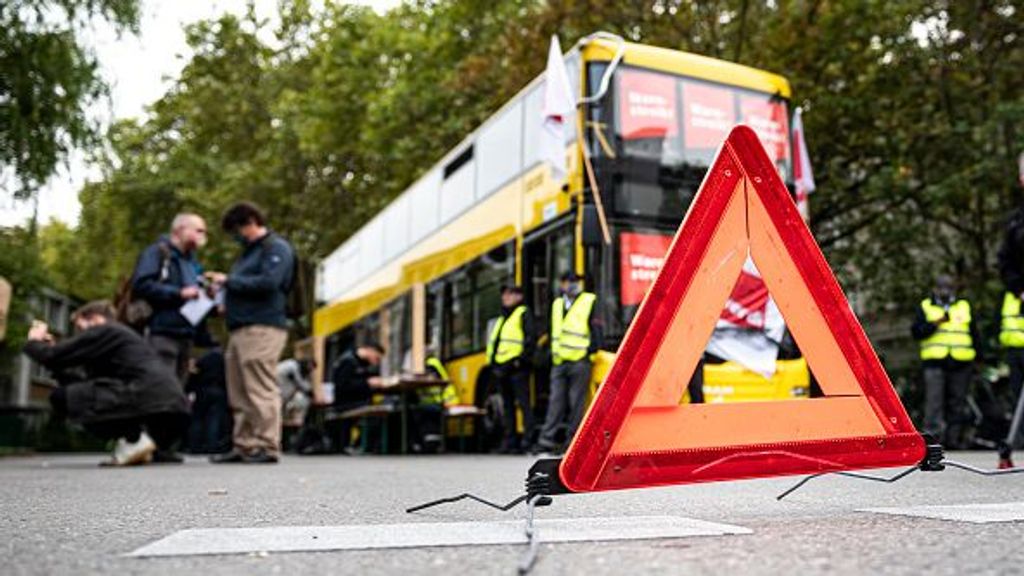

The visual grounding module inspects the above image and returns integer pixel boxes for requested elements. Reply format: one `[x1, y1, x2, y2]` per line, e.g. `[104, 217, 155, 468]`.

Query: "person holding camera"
[488, 285, 536, 454]
[911, 274, 980, 448]
[23, 301, 188, 466]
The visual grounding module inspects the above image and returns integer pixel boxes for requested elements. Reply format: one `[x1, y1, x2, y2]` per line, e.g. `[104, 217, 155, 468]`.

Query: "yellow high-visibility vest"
[1000, 292, 1024, 349]
[551, 292, 597, 365]
[487, 305, 527, 365]
[919, 298, 975, 362]
[421, 356, 458, 405]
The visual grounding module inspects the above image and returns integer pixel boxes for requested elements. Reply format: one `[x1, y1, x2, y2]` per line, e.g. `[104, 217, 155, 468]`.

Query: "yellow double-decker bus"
[313, 33, 809, 442]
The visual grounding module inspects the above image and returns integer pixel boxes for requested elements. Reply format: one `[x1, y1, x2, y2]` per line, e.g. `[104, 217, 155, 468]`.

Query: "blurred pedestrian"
[910, 274, 979, 449]
[278, 357, 315, 450]
[129, 213, 208, 386]
[186, 348, 232, 454]
[207, 202, 295, 464]
[995, 151, 1024, 467]
[24, 301, 188, 466]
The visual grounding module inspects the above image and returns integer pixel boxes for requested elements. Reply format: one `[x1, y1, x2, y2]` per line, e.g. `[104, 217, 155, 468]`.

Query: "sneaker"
[209, 450, 246, 464]
[243, 449, 279, 464]
[103, 432, 157, 467]
[999, 457, 1015, 470]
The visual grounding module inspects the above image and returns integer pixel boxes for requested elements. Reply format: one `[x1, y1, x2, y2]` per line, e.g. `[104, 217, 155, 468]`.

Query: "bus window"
[426, 280, 444, 355]
[523, 221, 575, 332]
[442, 242, 514, 359]
[605, 66, 790, 222]
[384, 293, 412, 376]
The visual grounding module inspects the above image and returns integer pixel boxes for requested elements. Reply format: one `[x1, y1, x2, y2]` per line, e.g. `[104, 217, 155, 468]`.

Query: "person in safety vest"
[421, 352, 458, 407]
[487, 285, 535, 454]
[535, 272, 602, 454]
[996, 151, 1024, 467]
[408, 348, 456, 453]
[910, 274, 979, 449]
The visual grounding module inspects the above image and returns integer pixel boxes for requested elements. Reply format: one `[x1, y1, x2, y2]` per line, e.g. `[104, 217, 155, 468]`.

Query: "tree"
[50, 0, 1024, 368]
[0, 0, 140, 197]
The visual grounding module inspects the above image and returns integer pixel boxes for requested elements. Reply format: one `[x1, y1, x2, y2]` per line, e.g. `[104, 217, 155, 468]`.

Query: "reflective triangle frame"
[560, 126, 925, 493]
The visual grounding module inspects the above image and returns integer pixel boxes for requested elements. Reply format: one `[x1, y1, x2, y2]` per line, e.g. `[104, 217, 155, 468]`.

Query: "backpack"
[114, 242, 172, 332]
[259, 234, 309, 326]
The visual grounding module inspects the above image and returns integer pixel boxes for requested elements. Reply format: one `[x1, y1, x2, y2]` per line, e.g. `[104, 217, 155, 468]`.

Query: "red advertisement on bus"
[739, 95, 790, 165]
[682, 81, 736, 149]
[618, 70, 678, 141]
[620, 231, 674, 305]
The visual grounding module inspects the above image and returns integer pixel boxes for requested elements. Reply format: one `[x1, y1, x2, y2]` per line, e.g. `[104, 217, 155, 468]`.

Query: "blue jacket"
[225, 231, 294, 331]
[131, 236, 201, 338]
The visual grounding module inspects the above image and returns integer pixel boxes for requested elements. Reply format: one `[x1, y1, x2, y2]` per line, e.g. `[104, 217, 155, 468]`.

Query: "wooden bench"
[443, 405, 487, 453]
[325, 404, 397, 454]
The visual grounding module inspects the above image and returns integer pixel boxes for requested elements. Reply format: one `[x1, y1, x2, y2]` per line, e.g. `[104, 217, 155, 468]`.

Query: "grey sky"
[0, 0, 400, 228]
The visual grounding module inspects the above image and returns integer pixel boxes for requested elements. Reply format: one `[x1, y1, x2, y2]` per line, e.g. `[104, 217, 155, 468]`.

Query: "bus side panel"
[591, 351, 810, 404]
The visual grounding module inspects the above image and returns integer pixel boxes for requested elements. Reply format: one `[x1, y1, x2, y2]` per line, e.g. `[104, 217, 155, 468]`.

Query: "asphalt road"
[2, 451, 1023, 575]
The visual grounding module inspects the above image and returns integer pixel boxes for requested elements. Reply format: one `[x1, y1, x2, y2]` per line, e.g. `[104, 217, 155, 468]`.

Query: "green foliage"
[0, 0, 140, 196]
[0, 227, 46, 369]
[20, 0, 1024, 366]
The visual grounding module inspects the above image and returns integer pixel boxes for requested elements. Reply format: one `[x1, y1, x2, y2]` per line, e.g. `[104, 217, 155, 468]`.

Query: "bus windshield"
[595, 65, 791, 221]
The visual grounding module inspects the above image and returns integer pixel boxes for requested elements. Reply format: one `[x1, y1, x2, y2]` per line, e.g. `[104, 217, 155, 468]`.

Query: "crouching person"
[24, 301, 189, 466]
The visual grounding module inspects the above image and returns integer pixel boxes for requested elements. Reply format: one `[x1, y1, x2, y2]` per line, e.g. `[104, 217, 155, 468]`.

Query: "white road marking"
[127, 515, 751, 557]
[860, 502, 1024, 524]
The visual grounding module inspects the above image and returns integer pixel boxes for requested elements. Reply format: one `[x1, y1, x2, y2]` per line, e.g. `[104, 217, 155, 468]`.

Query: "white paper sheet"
[180, 290, 216, 326]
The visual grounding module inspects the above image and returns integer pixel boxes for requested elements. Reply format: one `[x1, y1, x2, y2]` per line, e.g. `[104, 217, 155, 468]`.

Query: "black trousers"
[1006, 348, 1024, 447]
[922, 360, 972, 448]
[187, 386, 232, 453]
[495, 365, 535, 448]
[50, 387, 187, 450]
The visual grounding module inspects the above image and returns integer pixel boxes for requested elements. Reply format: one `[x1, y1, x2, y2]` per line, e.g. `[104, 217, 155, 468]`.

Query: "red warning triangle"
[560, 126, 924, 493]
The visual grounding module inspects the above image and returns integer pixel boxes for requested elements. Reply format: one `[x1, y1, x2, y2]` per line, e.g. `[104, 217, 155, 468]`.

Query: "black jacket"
[225, 231, 295, 331]
[131, 236, 201, 338]
[331, 349, 378, 407]
[998, 209, 1024, 296]
[23, 323, 187, 422]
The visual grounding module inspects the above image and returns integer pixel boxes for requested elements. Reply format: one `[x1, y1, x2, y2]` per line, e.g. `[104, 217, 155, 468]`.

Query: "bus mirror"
[582, 205, 603, 247]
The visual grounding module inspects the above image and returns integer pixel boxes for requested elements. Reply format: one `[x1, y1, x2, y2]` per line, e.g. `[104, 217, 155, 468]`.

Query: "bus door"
[521, 218, 575, 424]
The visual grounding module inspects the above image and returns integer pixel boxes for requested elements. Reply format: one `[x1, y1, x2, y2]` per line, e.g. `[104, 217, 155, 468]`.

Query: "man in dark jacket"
[295, 343, 386, 455]
[132, 213, 207, 386]
[23, 301, 188, 466]
[331, 343, 386, 451]
[995, 152, 1024, 466]
[207, 202, 295, 464]
[186, 348, 232, 454]
[332, 343, 386, 410]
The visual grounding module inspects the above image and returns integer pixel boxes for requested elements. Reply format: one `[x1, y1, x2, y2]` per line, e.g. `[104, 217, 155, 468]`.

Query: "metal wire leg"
[517, 494, 544, 575]
[405, 493, 528, 514]
[943, 460, 1024, 476]
[777, 466, 919, 501]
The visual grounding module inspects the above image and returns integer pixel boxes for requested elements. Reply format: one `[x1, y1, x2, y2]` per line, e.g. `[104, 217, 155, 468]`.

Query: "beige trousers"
[226, 325, 288, 456]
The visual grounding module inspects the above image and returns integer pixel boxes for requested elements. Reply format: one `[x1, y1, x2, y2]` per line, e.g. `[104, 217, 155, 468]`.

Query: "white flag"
[540, 35, 576, 182]
[706, 258, 786, 377]
[791, 107, 816, 220]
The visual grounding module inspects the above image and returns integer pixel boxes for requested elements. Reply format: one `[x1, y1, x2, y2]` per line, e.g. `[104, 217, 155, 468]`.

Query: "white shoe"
[106, 432, 157, 466]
